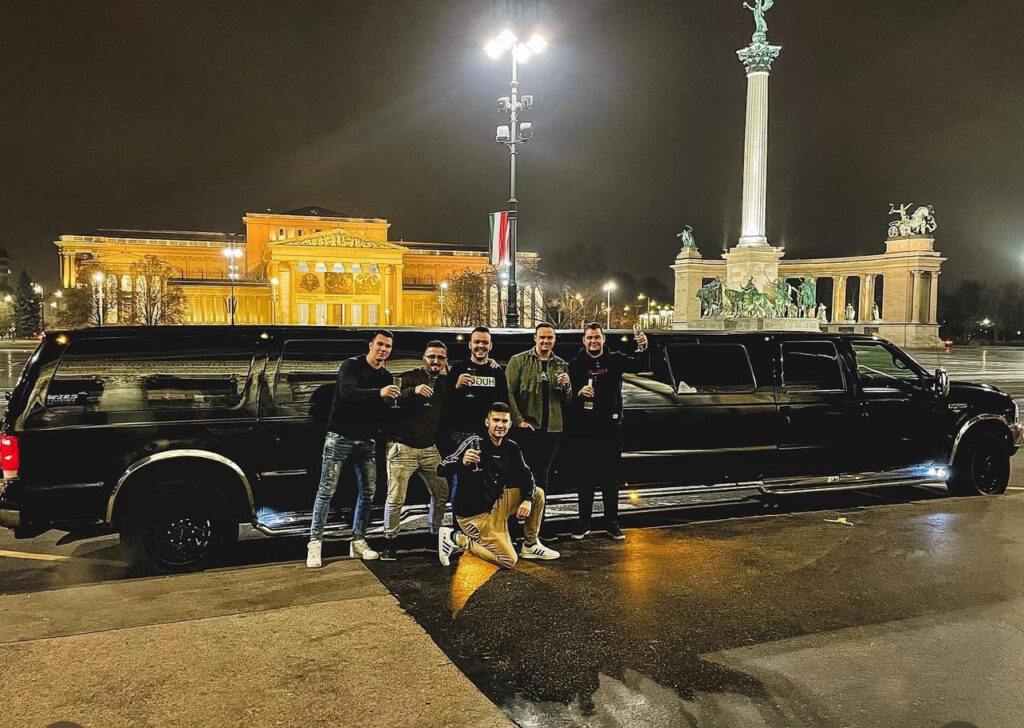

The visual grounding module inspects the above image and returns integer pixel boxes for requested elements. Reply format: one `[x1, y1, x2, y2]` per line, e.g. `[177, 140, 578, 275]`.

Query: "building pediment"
[274, 230, 408, 252]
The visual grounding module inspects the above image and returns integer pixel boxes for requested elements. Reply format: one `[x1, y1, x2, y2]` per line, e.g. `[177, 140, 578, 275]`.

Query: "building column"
[860, 274, 873, 320]
[928, 271, 940, 324]
[832, 275, 846, 323]
[394, 264, 405, 325]
[909, 271, 920, 323]
[736, 37, 781, 247]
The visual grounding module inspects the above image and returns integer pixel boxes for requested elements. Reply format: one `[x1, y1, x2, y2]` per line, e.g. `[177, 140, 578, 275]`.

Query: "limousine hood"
[948, 380, 1018, 422]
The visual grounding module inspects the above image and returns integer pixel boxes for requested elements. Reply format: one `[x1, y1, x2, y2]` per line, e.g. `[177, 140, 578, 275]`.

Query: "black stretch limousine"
[0, 326, 1020, 573]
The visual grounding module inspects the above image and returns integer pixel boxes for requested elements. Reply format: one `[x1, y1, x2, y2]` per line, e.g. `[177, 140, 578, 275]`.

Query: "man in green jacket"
[506, 322, 573, 495]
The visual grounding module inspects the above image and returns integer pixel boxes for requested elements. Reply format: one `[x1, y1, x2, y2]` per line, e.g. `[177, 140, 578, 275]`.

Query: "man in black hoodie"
[437, 402, 560, 568]
[567, 322, 649, 541]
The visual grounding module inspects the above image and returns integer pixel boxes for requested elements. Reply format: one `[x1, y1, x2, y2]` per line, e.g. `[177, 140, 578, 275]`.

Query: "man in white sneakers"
[437, 402, 559, 568]
[307, 330, 401, 568]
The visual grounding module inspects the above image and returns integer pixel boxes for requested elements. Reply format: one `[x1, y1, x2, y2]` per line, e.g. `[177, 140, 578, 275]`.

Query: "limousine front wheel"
[120, 481, 238, 574]
[947, 432, 1010, 497]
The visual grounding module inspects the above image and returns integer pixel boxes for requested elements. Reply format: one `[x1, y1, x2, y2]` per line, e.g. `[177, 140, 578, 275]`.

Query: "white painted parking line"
[1007, 487, 1024, 491]
[0, 549, 124, 567]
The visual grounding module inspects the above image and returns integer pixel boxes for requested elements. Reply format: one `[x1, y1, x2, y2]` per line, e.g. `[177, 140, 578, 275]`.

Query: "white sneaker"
[438, 526, 463, 567]
[306, 540, 323, 569]
[520, 540, 560, 560]
[349, 539, 379, 561]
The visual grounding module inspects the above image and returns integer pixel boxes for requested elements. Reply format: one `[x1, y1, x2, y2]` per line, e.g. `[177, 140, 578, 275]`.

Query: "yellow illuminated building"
[55, 206, 542, 327]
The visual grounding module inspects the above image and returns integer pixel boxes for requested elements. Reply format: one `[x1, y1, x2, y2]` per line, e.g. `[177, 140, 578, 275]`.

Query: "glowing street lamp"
[602, 281, 617, 329]
[222, 234, 243, 326]
[439, 281, 449, 326]
[487, 28, 546, 327]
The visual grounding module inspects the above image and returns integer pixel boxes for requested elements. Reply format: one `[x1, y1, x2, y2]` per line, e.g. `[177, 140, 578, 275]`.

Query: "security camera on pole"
[486, 29, 546, 328]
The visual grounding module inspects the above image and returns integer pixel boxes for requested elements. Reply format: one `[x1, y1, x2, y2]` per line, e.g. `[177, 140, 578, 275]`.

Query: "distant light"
[260, 332, 269, 340]
[92, 272, 105, 283]
[602, 281, 617, 292]
[981, 317, 991, 326]
[620, 335, 628, 342]
[526, 33, 547, 55]
[515, 44, 533, 63]
[270, 277, 279, 285]
[49, 302, 56, 308]
[55, 334, 68, 345]
[440, 281, 449, 290]
[54, 290, 62, 298]
[456, 334, 465, 341]
[485, 29, 516, 58]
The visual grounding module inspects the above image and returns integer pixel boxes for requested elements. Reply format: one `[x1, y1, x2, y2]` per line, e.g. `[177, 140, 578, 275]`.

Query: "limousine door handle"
[779, 406, 792, 426]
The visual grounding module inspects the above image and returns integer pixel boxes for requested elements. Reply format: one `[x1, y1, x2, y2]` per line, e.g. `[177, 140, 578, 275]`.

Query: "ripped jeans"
[310, 432, 377, 542]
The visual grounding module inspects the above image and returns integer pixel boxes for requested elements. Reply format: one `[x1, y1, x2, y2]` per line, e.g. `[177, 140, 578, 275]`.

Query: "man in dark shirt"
[442, 326, 510, 450]
[380, 340, 451, 561]
[567, 322, 649, 542]
[307, 330, 400, 568]
[437, 402, 559, 568]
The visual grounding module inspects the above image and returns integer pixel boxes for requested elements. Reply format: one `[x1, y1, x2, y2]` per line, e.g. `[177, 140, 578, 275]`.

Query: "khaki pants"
[456, 487, 545, 569]
[385, 443, 450, 537]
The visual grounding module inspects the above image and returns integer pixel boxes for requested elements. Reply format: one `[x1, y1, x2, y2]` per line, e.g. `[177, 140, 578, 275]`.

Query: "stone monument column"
[736, 35, 781, 247]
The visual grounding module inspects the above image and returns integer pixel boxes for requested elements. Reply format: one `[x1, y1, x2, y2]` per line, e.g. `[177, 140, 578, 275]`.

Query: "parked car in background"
[0, 326, 1018, 573]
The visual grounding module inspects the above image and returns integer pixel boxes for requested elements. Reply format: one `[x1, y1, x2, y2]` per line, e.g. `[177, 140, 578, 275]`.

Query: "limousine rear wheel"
[947, 432, 1010, 497]
[121, 480, 238, 574]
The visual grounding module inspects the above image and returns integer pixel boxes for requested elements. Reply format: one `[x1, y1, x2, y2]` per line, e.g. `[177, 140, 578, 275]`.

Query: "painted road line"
[0, 549, 124, 567]
[1007, 487, 1024, 491]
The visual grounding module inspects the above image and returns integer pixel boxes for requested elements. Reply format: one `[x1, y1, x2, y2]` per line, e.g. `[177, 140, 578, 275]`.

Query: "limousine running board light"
[252, 466, 948, 537]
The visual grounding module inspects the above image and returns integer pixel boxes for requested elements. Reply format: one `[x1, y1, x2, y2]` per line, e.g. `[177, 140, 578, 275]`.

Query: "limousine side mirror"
[933, 368, 950, 398]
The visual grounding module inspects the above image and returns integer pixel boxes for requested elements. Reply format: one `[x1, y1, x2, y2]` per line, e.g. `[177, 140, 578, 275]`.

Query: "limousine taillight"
[2, 435, 19, 479]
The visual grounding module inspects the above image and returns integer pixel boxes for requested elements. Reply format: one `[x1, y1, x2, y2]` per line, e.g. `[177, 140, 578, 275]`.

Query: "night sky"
[2, 0, 1022, 290]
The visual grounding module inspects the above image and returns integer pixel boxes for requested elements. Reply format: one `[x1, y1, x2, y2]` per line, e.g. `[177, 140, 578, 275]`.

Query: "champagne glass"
[469, 435, 483, 472]
[391, 374, 402, 409]
[423, 371, 439, 407]
[464, 370, 476, 399]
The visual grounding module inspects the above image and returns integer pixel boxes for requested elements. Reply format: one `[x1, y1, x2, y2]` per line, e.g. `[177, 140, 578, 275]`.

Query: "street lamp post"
[270, 277, 279, 326]
[487, 29, 546, 328]
[222, 234, 243, 326]
[32, 284, 44, 331]
[602, 281, 616, 329]
[439, 281, 448, 326]
[92, 272, 105, 325]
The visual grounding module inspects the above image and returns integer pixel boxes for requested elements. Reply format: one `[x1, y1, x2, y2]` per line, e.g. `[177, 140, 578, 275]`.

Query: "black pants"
[569, 428, 623, 527]
[515, 429, 562, 494]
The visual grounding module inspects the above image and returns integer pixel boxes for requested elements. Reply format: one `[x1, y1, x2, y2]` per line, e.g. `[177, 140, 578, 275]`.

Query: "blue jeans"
[310, 432, 377, 542]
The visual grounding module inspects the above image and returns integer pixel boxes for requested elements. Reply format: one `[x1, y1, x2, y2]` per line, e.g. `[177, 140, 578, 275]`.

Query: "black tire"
[120, 480, 238, 574]
[947, 432, 1010, 497]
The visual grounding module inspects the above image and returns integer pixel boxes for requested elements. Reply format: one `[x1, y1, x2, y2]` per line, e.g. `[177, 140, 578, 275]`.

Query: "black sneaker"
[607, 523, 626, 541]
[571, 525, 591, 541]
[379, 542, 398, 561]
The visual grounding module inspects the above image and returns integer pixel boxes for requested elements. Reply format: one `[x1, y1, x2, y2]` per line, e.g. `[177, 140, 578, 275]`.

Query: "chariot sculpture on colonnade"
[696, 275, 817, 320]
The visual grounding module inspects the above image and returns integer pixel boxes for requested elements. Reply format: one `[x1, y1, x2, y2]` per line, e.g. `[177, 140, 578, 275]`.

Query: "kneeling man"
[437, 402, 559, 568]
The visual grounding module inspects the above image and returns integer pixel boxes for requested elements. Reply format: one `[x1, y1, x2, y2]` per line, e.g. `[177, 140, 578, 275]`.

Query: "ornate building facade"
[55, 207, 543, 328]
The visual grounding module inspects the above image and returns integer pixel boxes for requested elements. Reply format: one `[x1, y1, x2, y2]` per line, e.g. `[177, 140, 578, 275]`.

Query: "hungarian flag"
[489, 211, 510, 266]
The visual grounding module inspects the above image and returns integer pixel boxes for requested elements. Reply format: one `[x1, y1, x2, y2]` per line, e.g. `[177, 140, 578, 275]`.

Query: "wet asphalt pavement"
[366, 480, 1024, 728]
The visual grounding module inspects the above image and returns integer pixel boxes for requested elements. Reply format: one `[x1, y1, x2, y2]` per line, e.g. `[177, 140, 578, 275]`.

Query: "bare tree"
[438, 269, 489, 327]
[544, 283, 601, 329]
[53, 285, 95, 328]
[128, 256, 188, 326]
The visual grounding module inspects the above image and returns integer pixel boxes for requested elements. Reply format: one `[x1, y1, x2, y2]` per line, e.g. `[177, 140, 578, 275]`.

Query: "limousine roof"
[43, 325, 887, 345]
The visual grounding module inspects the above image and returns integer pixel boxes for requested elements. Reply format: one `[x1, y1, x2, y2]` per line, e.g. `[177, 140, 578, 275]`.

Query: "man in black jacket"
[442, 326, 510, 451]
[308, 330, 400, 568]
[437, 402, 559, 568]
[567, 323, 648, 542]
[380, 340, 451, 561]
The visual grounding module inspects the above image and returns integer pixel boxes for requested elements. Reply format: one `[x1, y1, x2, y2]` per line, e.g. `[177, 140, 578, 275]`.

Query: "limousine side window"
[46, 338, 255, 413]
[664, 343, 757, 394]
[271, 340, 363, 409]
[850, 341, 920, 389]
[781, 341, 846, 392]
